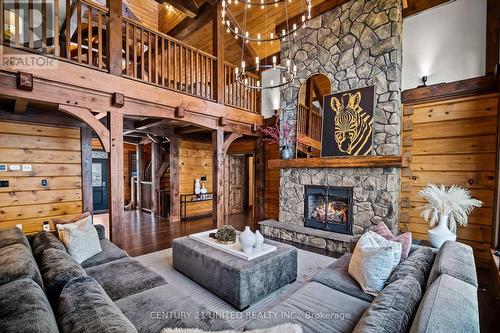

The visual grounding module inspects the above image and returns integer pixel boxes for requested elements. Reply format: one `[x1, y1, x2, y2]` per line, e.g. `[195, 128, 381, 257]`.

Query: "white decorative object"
[254, 230, 264, 249]
[348, 231, 401, 296]
[194, 179, 201, 194]
[57, 215, 102, 264]
[428, 214, 456, 248]
[200, 183, 208, 194]
[419, 184, 482, 248]
[189, 229, 276, 260]
[239, 226, 256, 254]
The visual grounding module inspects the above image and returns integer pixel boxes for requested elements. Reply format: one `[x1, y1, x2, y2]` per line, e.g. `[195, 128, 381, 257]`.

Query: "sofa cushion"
[0, 227, 31, 250]
[410, 274, 479, 333]
[427, 241, 477, 288]
[58, 276, 138, 333]
[32, 231, 67, 261]
[0, 243, 43, 288]
[81, 239, 128, 268]
[85, 256, 167, 301]
[58, 215, 102, 264]
[94, 224, 106, 240]
[39, 248, 87, 304]
[245, 282, 370, 333]
[353, 276, 422, 333]
[116, 284, 233, 333]
[387, 247, 436, 291]
[312, 253, 375, 302]
[0, 278, 59, 333]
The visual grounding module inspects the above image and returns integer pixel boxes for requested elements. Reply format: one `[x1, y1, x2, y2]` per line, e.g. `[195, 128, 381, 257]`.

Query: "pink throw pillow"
[373, 222, 412, 260]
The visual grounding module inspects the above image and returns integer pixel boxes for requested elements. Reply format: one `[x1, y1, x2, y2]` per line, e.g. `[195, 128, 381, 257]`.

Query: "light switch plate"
[22, 164, 32, 172]
[9, 165, 20, 171]
[40, 179, 48, 187]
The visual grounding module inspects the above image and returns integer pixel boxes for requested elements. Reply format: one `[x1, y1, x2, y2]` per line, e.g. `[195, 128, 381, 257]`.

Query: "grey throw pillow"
[353, 276, 422, 333]
[348, 232, 401, 296]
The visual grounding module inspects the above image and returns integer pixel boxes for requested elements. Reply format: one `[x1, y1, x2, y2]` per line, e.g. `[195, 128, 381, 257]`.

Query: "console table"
[180, 193, 214, 221]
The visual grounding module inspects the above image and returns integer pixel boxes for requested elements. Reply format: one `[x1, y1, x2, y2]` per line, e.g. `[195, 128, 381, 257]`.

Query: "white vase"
[428, 215, 456, 248]
[239, 226, 256, 254]
[194, 179, 201, 195]
[254, 230, 264, 249]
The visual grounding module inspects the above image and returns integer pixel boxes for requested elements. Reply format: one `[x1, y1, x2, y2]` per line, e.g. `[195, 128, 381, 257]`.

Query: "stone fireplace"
[259, 0, 403, 254]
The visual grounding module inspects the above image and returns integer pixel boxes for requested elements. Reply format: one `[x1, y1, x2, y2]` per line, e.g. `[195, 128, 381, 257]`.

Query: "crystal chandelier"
[221, 0, 312, 90]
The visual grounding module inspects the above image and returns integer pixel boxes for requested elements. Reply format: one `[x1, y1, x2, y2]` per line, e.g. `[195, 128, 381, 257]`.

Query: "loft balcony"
[0, 0, 260, 115]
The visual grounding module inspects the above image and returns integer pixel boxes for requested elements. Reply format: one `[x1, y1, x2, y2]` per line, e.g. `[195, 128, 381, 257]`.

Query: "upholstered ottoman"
[172, 236, 297, 310]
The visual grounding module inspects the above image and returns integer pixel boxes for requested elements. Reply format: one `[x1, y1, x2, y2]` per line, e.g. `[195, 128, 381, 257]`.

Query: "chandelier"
[221, 0, 312, 90]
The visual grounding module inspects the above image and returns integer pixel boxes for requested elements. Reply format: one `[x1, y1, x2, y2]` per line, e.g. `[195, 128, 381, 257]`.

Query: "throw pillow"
[161, 323, 302, 333]
[52, 212, 91, 239]
[57, 215, 102, 264]
[348, 231, 401, 296]
[373, 222, 412, 260]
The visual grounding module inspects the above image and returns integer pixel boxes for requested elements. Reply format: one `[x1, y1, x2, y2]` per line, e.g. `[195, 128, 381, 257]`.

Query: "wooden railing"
[297, 103, 322, 141]
[2, 0, 109, 70]
[1, 1, 260, 113]
[224, 62, 259, 113]
[123, 18, 216, 101]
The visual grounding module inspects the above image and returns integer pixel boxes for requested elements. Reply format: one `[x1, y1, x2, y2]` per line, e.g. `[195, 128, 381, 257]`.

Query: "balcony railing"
[297, 103, 322, 142]
[1, 0, 260, 113]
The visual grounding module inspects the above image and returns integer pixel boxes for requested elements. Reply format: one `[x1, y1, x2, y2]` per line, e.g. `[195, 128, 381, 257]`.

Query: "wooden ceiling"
[149, 0, 448, 65]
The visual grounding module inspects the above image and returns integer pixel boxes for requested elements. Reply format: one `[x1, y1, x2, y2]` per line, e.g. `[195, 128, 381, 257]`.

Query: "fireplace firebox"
[304, 185, 353, 235]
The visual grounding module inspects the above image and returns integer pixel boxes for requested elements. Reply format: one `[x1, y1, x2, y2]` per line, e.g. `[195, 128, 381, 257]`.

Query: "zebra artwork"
[321, 86, 374, 157]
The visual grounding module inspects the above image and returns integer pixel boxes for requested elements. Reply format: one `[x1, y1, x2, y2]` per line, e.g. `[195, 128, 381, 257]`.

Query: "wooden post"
[213, 1, 224, 104]
[254, 136, 265, 225]
[108, 112, 124, 247]
[169, 136, 181, 223]
[212, 129, 224, 227]
[107, 0, 123, 76]
[151, 141, 160, 215]
[81, 126, 93, 213]
[136, 143, 144, 210]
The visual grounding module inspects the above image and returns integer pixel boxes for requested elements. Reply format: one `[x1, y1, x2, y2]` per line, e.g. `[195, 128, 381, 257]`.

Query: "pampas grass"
[419, 184, 483, 233]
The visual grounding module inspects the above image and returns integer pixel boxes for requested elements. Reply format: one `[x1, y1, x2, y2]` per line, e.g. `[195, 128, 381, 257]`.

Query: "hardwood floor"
[93, 210, 500, 332]
[93, 210, 253, 257]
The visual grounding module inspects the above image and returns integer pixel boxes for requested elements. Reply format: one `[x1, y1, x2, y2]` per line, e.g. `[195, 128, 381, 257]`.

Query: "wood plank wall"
[264, 143, 280, 219]
[0, 121, 83, 233]
[124, 0, 159, 31]
[400, 93, 500, 263]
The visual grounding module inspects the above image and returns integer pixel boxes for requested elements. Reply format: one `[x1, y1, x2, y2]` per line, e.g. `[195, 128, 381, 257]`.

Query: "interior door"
[92, 158, 109, 212]
[227, 155, 245, 214]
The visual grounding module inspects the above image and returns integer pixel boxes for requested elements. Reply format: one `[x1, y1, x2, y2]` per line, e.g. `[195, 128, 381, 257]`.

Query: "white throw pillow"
[366, 230, 403, 268]
[58, 215, 102, 264]
[348, 231, 402, 296]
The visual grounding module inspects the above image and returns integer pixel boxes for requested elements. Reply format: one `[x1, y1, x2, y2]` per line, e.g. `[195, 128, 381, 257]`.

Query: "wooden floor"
[93, 210, 500, 333]
[93, 210, 253, 257]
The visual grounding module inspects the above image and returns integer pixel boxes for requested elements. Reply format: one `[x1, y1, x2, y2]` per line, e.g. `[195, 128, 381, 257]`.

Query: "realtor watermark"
[1, 0, 58, 69]
[149, 311, 352, 321]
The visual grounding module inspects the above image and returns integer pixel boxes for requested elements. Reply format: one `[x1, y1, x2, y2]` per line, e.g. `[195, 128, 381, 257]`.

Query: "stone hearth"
[260, 0, 403, 254]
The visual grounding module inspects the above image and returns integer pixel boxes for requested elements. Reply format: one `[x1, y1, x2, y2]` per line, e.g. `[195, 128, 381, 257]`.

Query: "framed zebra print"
[321, 86, 375, 157]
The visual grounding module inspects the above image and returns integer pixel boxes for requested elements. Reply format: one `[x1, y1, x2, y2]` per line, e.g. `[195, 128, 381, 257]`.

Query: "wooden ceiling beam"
[176, 125, 208, 135]
[403, 0, 451, 17]
[94, 112, 107, 120]
[161, 0, 199, 18]
[134, 118, 167, 130]
[168, 3, 214, 40]
[13, 99, 28, 114]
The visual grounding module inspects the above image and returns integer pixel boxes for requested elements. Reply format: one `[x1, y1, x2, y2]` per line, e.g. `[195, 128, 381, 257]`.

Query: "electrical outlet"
[15, 224, 22, 230]
[40, 179, 48, 188]
[22, 164, 32, 172]
[43, 221, 50, 232]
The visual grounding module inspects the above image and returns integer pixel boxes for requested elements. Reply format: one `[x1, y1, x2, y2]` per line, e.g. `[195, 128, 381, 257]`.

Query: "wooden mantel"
[267, 155, 404, 169]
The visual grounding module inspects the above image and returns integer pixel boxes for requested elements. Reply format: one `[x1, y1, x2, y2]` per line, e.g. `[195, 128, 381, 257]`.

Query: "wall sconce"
[417, 76, 428, 88]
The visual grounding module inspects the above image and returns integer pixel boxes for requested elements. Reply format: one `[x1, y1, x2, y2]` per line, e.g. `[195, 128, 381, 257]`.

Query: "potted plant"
[261, 118, 302, 160]
[419, 184, 482, 248]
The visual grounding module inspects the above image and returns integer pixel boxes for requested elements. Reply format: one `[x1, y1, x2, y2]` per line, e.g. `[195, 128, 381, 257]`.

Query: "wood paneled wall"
[264, 143, 280, 219]
[124, 0, 159, 31]
[401, 93, 500, 262]
[0, 121, 83, 233]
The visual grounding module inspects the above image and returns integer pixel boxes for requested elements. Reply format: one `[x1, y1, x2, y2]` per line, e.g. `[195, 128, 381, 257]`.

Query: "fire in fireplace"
[304, 185, 353, 235]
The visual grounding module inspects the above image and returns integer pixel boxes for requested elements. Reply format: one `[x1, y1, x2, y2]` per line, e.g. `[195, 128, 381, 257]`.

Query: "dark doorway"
[92, 155, 109, 212]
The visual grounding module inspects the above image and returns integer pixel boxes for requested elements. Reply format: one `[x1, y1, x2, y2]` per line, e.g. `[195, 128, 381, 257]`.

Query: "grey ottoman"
[172, 237, 297, 310]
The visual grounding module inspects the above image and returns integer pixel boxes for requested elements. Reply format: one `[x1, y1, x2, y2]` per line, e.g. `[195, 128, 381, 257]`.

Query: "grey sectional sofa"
[0, 225, 480, 333]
